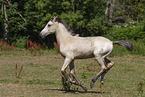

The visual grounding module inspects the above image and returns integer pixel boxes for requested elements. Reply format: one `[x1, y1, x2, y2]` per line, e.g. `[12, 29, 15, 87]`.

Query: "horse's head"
[40, 16, 58, 38]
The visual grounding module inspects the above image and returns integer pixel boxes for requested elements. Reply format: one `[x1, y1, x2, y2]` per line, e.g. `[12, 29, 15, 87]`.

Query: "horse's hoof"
[81, 86, 87, 92]
[80, 83, 87, 92]
[90, 82, 94, 88]
[101, 81, 104, 85]
[82, 86, 87, 92]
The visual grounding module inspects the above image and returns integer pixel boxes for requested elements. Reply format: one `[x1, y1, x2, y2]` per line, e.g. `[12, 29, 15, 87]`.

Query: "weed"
[137, 81, 144, 96]
[0, 40, 15, 50]
[53, 42, 59, 52]
[15, 64, 23, 78]
[27, 40, 42, 55]
[81, 73, 87, 79]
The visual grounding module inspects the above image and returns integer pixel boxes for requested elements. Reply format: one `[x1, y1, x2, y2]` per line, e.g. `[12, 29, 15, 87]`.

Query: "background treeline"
[0, 0, 145, 55]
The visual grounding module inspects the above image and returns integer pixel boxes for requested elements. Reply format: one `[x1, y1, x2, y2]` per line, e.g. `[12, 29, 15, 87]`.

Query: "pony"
[40, 17, 133, 91]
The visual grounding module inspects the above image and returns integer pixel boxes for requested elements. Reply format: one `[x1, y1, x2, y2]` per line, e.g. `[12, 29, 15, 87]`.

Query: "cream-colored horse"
[40, 17, 133, 91]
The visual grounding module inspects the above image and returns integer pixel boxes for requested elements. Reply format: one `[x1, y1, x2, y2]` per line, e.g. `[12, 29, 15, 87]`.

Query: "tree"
[0, 0, 145, 48]
[1, 0, 9, 41]
[0, 0, 28, 42]
[112, 0, 145, 24]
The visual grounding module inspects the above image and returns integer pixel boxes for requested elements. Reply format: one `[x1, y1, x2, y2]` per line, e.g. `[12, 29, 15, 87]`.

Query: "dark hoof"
[80, 83, 87, 92]
[90, 82, 94, 88]
[82, 86, 87, 92]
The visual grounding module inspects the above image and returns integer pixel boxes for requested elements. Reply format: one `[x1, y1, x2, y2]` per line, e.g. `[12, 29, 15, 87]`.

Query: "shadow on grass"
[43, 88, 105, 94]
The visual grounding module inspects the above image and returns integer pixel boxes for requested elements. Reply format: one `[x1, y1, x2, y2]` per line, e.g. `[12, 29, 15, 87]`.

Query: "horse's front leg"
[69, 60, 87, 91]
[61, 58, 75, 84]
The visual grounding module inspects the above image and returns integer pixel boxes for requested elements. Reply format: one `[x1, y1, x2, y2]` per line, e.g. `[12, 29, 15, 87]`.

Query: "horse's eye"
[48, 25, 51, 27]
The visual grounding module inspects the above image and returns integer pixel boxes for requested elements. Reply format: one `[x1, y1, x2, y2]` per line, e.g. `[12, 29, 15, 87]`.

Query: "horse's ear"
[53, 16, 57, 22]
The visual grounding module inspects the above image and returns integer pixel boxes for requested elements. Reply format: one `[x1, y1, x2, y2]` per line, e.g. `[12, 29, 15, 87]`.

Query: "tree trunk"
[3, 4, 8, 42]
[105, 0, 109, 19]
[72, 0, 75, 13]
[109, 0, 115, 24]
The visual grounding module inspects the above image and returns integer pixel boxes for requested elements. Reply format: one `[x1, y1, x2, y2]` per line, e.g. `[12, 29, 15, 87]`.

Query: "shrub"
[14, 37, 27, 48]
[131, 40, 145, 56]
[87, 16, 111, 36]
[104, 25, 145, 56]
[111, 25, 145, 40]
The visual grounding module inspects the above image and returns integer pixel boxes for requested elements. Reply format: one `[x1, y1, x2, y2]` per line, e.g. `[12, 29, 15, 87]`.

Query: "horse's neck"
[55, 23, 72, 46]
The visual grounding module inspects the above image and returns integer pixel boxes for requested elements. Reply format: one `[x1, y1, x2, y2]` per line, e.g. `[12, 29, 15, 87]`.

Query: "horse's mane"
[56, 18, 76, 36]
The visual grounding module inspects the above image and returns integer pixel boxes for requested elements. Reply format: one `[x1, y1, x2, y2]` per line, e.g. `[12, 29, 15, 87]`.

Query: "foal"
[40, 17, 133, 91]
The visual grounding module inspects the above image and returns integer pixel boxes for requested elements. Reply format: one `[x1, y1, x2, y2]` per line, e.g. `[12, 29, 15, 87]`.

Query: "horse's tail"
[113, 40, 133, 51]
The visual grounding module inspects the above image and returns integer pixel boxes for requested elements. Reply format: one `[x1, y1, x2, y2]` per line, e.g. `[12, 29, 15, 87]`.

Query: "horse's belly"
[74, 51, 94, 59]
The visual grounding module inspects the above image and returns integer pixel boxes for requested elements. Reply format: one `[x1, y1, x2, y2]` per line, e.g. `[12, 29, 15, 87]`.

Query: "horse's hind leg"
[100, 57, 114, 84]
[90, 56, 107, 88]
[69, 60, 87, 91]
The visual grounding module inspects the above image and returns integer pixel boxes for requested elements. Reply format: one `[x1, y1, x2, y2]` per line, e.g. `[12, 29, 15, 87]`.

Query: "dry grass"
[0, 50, 144, 97]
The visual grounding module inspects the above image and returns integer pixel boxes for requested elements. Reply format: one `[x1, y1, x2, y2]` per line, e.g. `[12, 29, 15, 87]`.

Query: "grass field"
[0, 49, 144, 97]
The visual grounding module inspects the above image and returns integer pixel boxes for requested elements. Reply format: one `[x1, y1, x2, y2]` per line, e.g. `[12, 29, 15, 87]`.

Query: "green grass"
[0, 49, 144, 97]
